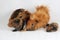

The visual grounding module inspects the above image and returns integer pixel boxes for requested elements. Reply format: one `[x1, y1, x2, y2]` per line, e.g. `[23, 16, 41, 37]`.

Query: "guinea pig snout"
[14, 19, 20, 24]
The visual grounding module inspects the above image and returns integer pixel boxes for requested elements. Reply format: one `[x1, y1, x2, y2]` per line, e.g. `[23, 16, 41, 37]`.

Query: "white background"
[0, 0, 60, 40]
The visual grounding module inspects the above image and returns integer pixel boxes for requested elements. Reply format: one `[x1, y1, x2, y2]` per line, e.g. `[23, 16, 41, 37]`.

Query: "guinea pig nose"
[14, 19, 20, 23]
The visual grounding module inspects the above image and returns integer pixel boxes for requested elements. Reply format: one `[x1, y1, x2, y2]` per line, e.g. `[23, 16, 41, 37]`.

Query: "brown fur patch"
[24, 5, 50, 30]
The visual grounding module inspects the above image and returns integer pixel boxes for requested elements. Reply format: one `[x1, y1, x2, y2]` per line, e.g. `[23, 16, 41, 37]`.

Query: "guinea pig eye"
[19, 16, 22, 18]
[32, 24, 34, 27]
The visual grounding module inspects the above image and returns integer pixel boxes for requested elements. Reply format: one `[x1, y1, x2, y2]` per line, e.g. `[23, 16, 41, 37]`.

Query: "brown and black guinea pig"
[8, 9, 31, 31]
[46, 23, 58, 32]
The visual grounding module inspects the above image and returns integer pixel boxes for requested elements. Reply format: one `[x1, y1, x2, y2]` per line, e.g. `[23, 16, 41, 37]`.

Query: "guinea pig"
[8, 9, 31, 31]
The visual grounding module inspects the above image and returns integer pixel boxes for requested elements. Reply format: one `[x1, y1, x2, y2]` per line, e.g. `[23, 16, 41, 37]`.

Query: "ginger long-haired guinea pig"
[24, 5, 50, 31]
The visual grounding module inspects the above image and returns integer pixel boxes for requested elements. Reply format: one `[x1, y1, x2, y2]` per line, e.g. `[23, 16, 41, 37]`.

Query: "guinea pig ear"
[10, 9, 25, 19]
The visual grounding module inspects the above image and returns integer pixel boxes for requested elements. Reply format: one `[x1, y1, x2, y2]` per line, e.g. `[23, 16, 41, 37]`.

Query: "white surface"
[0, 0, 60, 40]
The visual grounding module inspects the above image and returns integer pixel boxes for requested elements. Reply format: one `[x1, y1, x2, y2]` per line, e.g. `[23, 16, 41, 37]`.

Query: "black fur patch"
[46, 30, 51, 32]
[11, 9, 24, 19]
[46, 24, 49, 26]
[52, 26, 57, 31]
